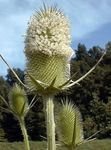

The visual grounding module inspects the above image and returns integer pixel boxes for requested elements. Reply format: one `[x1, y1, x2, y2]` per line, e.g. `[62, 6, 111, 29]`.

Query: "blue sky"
[0, 0, 111, 76]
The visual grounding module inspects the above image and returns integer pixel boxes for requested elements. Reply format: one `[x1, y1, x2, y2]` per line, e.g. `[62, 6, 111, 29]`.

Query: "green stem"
[68, 145, 75, 150]
[45, 96, 56, 150]
[19, 118, 30, 150]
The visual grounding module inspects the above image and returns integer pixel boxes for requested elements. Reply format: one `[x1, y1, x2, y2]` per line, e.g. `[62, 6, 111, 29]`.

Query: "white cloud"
[0, 0, 111, 76]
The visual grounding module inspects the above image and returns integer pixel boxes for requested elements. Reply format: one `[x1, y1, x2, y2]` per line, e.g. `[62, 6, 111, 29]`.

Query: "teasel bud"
[24, 6, 74, 95]
[56, 101, 84, 149]
[9, 84, 28, 118]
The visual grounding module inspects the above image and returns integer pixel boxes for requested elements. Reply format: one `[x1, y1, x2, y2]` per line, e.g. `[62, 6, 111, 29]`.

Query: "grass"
[75, 139, 111, 150]
[0, 139, 111, 150]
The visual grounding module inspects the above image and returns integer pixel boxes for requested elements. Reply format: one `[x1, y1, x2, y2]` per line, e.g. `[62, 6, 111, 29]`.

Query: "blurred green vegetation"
[0, 140, 111, 150]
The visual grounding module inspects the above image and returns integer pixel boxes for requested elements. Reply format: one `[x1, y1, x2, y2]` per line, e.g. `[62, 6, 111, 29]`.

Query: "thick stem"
[45, 96, 56, 150]
[19, 118, 30, 150]
[68, 145, 75, 150]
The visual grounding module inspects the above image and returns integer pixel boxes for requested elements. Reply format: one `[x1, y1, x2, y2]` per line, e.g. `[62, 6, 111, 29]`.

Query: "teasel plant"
[55, 100, 100, 150]
[0, 84, 37, 150]
[24, 5, 106, 150]
[0, 4, 106, 150]
[55, 100, 84, 150]
[24, 5, 74, 150]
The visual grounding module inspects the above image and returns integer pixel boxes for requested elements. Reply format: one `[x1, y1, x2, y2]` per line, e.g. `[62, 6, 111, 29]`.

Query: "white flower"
[25, 7, 74, 58]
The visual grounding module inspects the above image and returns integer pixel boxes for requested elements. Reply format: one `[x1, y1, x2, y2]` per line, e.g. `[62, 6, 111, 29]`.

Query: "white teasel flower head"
[25, 6, 74, 57]
[24, 5, 74, 96]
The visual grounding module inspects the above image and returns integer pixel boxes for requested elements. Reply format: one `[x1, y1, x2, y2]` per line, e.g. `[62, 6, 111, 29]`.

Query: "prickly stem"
[44, 96, 56, 150]
[19, 118, 30, 150]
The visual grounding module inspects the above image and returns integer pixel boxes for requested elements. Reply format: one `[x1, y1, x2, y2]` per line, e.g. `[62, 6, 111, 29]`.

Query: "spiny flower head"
[25, 6, 73, 57]
[56, 101, 84, 148]
[9, 84, 28, 118]
[24, 5, 74, 95]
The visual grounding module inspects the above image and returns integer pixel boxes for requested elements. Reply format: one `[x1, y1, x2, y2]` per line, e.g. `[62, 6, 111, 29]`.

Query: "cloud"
[0, 0, 111, 76]
[59, 0, 111, 39]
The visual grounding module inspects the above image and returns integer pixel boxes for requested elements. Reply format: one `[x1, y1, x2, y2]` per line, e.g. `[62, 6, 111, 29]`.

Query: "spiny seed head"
[9, 84, 28, 118]
[24, 6, 74, 95]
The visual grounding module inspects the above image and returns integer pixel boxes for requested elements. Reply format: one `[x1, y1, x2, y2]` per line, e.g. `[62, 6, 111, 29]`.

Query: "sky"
[0, 0, 111, 76]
